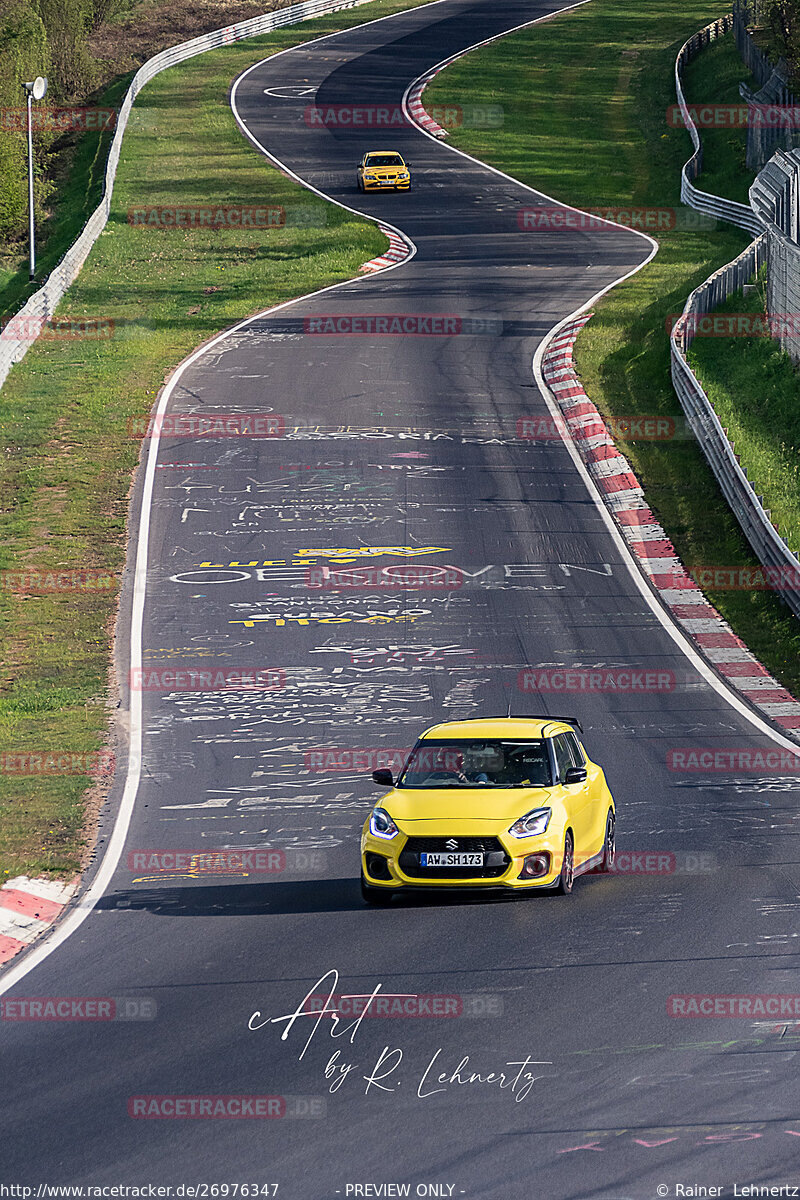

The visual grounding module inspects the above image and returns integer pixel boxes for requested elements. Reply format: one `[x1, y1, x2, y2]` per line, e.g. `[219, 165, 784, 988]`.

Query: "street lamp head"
[24, 77, 48, 100]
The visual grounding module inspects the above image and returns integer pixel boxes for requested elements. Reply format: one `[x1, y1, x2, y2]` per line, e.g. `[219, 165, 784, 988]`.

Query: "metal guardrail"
[0, 0, 376, 393]
[670, 235, 800, 618]
[675, 13, 765, 236]
[671, 20, 800, 618]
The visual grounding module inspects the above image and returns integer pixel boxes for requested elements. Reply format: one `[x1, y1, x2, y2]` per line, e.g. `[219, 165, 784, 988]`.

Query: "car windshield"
[366, 155, 404, 167]
[397, 739, 552, 788]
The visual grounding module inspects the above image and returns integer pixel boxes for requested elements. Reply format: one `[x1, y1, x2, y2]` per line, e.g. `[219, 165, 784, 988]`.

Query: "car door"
[553, 732, 593, 867]
[566, 732, 607, 857]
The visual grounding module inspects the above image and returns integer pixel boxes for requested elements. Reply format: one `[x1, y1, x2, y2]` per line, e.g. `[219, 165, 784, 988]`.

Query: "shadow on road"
[96, 875, 554, 916]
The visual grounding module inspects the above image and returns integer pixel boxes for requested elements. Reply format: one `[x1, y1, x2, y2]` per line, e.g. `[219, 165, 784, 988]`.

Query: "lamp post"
[23, 76, 47, 281]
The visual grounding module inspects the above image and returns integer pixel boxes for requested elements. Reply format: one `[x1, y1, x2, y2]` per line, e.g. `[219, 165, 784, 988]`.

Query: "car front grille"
[398, 836, 510, 879]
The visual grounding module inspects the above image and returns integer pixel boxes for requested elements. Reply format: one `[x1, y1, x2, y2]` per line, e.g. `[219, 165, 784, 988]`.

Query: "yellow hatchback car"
[360, 717, 615, 903]
[356, 150, 411, 192]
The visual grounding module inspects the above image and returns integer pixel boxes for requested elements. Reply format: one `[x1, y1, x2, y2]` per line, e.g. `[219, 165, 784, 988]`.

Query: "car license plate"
[420, 852, 484, 868]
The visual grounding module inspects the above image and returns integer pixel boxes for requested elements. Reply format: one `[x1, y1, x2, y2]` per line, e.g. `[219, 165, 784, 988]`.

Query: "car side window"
[553, 734, 574, 782]
[565, 732, 585, 766]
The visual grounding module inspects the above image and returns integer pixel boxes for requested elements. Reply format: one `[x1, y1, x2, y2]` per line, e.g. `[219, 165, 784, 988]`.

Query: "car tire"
[555, 831, 574, 895]
[597, 810, 615, 873]
[357, 178, 364, 192]
[361, 873, 395, 905]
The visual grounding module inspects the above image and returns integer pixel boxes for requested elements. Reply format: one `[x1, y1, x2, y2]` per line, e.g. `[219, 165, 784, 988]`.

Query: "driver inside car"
[455, 744, 504, 785]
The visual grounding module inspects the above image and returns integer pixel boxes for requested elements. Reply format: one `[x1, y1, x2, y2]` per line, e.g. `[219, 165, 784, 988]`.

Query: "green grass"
[0, 0, 435, 881]
[427, 1, 800, 696]
[682, 30, 756, 204]
[688, 275, 800, 548]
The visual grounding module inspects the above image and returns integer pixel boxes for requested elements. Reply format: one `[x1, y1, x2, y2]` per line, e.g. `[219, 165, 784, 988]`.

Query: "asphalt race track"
[4, 1, 800, 1195]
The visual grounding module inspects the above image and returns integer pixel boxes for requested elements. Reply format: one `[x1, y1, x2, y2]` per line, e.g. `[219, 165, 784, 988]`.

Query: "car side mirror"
[564, 766, 587, 785]
[372, 768, 394, 787]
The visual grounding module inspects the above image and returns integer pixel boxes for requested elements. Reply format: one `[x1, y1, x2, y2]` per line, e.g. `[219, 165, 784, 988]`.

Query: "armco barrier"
[669, 17, 800, 619]
[0, 0, 392, 394]
[675, 13, 765, 236]
[669, 233, 800, 620]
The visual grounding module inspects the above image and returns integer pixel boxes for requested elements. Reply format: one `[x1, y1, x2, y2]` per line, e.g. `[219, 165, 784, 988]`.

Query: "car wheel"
[361, 873, 394, 905]
[598, 810, 615, 873]
[357, 178, 364, 192]
[555, 832, 574, 895]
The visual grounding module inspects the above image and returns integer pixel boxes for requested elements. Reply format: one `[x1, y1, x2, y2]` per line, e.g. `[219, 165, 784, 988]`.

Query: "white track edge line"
[400, 1, 800, 752]
[0, 0, 449, 996]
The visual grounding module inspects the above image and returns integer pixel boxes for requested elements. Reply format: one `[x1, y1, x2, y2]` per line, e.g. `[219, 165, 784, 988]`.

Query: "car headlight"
[369, 807, 399, 840]
[399, 172, 409, 178]
[364, 174, 377, 180]
[508, 807, 551, 839]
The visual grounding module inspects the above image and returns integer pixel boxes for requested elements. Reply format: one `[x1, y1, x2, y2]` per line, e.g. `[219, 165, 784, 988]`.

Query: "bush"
[37, 0, 96, 100]
[0, 2, 52, 241]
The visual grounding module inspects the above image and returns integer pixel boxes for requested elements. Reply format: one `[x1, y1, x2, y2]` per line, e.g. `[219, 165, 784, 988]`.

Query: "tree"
[761, 0, 800, 76]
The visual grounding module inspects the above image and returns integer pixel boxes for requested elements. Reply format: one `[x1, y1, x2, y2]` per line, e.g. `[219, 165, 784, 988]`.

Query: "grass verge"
[688, 274, 800, 549]
[426, 1, 800, 697]
[0, 0, 433, 882]
[682, 29, 756, 204]
[0, 0, 298, 314]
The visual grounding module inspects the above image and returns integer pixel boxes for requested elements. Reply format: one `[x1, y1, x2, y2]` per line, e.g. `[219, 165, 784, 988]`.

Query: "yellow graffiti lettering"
[293, 546, 450, 562]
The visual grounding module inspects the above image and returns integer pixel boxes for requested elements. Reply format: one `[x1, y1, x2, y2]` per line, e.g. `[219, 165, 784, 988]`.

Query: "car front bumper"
[361, 825, 565, 891]
[362, 178, 410, 190]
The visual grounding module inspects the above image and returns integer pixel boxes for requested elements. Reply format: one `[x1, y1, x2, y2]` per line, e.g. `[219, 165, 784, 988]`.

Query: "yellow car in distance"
[360, 717, 615, 903]
[357, 150, 411, 192]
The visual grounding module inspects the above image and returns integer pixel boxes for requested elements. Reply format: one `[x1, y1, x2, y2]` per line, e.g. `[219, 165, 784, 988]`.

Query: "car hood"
[365, 166, 404, 174]
[378, 786, 556, 824]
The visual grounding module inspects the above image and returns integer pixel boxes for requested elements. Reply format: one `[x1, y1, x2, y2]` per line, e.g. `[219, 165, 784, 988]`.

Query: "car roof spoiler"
[500, 713, 585, 735]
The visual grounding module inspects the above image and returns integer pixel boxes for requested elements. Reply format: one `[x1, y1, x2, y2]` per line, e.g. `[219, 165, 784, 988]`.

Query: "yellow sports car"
[357, 150, 411, 192]
[360, 716, 615, 902]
